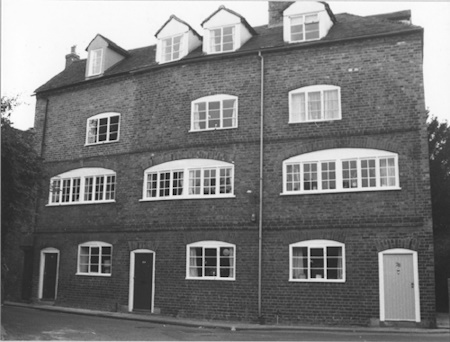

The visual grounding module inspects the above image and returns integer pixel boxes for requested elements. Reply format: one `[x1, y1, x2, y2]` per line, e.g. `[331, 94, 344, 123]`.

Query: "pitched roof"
[154, 15, 202, 40]
[35, 11, 422, 94]
[201, 5, 257, 35]
[86, 34, 130, 56]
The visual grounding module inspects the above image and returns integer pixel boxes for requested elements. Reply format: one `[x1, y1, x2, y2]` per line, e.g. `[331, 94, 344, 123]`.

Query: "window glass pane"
[326, 246, 343, 279]
[203, 169, 216, 195]
[380, 157, 396, 186]
[342, 160, 358, 188]
[72, 178, 81, 202]
[51, 179, 61, 203]
[95, 176, 104, 200]
[219, 168, 232, 194]
[291, 93, 306, 122]
[292, 246, 308, 279]
[61, 179, 71, 203]
[361, 159, 376, 188]
[172, 171, 183, 196]
[147, 173, 157, 198]
[98, 118, 108, 142]
[323, 90, 339, 119]
[189, 169, 201, 195]
[105, 175, 116, 200]
[87, 119, 98, 143]
[303, 163, 318, 190]
[310, 247, 324, 279]
[208, 101, 221, 128]
[286, 163, 301, 191]
[189, 247, 203, 277]
[307, 91, 322, 120]
[204, 248, 217, 276]
[220, 247, 233, 278]
[84, 177, 93, 201]
[159, 172, 171, 197]
[321, 161, 336, 190]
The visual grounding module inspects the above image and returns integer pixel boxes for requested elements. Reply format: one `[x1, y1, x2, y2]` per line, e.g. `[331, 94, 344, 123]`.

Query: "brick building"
[25, 1, 435, 327]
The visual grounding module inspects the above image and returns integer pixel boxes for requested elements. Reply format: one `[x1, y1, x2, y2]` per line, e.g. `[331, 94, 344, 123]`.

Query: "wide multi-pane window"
[49, 168, 116, 205]
[162, 34, 183, 62]
[290, 240, 345, 282]
[290, 14, 320, 42]
[77, 242, 112, 276]
[142, 159, 235, 200]
[86, 113, 120, 145]
[191, 95, 238, 131]
[282, 149, 400, 194]
[210, 26, 234, 53]
[290, 85, 341, 123]
[187, 241, 235, 280]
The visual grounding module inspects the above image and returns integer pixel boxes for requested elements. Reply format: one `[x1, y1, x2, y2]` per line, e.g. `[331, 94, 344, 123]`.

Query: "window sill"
[289, 278, 345, 283]
[189, 126, 237, 133]
[280, 187, 401, 196]
[46, 200, 116, 206]
[85, 140, 120, 147]
[140, 194, 236, 202]
[185, 277, 235, 281]
[289, 118, 341, 124]
[76, 272, 111, 277]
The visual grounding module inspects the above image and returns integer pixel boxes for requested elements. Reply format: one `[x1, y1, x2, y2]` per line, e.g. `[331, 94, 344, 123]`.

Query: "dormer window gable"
[283, 1, 336, 43]
[85, 34, 129, 78]
[201, 6, 256, 55]
[155, 15, 202, 64]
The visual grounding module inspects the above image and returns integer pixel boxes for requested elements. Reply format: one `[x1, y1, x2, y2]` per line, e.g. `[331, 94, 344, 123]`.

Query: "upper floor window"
[290, 14, 319, 42]
[141, 159, 234, 201]
[290, 240, 345, 282]
[48, 168, 116, 206]
[86, 112, 120, 145]
[210, 26, 235, 53]
[77, 241, 112, 276]
[162, 34, 183, 63]
[88, 48, 103, 76]
[191, 95, 238, 131]
[282, 148, 400, 195]
[186, 241, 235, 280]
[289, 85, 341, 123]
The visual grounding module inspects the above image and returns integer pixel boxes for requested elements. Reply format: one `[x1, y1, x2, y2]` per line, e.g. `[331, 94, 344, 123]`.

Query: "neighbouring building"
[21, 1, 435, 327]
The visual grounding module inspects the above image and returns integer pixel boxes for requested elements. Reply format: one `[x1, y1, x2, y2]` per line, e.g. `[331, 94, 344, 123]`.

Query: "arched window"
[282, 148, 400, 194]
[77, 241, 112, 276]
[186, 241, 235, 280]
[289, 85, 341, 123]
[48, 168, 116, 205]
[141, 159, 234, 200]
[86, 112, 120, 145]
[289, 240, 345, 282]
[191, 95, 238, 131]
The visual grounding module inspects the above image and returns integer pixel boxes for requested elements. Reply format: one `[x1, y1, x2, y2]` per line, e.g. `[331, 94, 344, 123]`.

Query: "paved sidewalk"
[3, 301, 449, 335]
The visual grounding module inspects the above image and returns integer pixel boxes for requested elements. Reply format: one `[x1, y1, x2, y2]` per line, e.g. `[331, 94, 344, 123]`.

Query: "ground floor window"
[289, 240, 345, 282]
[186, 241, 235, 280]
[77, 241, 112, 276]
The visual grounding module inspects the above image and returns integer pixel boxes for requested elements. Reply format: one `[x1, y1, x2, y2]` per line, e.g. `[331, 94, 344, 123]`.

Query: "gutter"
[257, 51, 264, 322]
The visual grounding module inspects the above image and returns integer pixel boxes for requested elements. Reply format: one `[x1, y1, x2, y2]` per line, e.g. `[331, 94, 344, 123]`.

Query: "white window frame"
[85, 112, 121, 145]
[141, 159, 235, 201]
[186, 240, 236, 281]
[88, 48, 103, 76]
[190, 94, 238, 131]
[282, 148, 400, 195]
[209, 25, 235, 53]
[289, 85, 341, 123]
[48, 168, 116, 206]
[288, 13, 320, 42]
[161, 34, 184, 63]
[77, 241, 112, 277]
[289, 240, 345, 282]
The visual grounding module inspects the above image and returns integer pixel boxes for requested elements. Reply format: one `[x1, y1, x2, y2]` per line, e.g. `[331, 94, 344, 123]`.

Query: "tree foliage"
[1, 96, 43, 253]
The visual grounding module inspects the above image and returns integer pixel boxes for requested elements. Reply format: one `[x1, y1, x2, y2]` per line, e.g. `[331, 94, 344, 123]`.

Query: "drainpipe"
[257, 51, 264, 322]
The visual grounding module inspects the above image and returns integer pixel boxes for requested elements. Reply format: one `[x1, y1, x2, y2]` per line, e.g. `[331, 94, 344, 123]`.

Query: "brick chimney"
[65, 45, 80, 68]
[268, 1, 294, 27]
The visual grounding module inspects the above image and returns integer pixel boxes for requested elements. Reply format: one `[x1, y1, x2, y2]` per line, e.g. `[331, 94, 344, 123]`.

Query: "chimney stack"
[65, 45, 80, 69]
[268, 1, 294, 27]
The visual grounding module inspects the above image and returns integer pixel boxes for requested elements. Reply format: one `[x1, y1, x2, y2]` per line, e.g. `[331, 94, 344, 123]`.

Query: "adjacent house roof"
[155, 15, 202, 40]
[201, 5, 258, 36]
[35, 11, 422, 94]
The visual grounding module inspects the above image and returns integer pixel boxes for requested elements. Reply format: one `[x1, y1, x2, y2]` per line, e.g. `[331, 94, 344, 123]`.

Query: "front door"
[42, 252, 58, 300]
[381, 251, 417, 321]
[133, 253, 153, 311]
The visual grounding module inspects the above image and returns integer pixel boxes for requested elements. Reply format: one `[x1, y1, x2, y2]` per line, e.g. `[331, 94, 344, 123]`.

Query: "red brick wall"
[31, 30, 435, 326]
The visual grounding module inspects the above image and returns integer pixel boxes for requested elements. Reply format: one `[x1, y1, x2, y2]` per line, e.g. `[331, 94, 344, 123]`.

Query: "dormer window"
[283, 2, 335, 44]
[155, 15, 202, 64]
[202, 6, 256, 55]
[290, 14, 320, 42]
[88, 49, 103, 76]
[211, 26, 234, 53]
[162, 34, 183, 63]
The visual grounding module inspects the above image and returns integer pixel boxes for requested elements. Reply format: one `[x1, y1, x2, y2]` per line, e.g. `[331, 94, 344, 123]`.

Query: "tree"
[1, 96, 43, 254]
[427, 115, 450, 312]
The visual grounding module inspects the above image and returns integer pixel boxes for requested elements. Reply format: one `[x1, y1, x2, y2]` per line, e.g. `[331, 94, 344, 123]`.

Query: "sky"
[2, 0, 450, 130]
